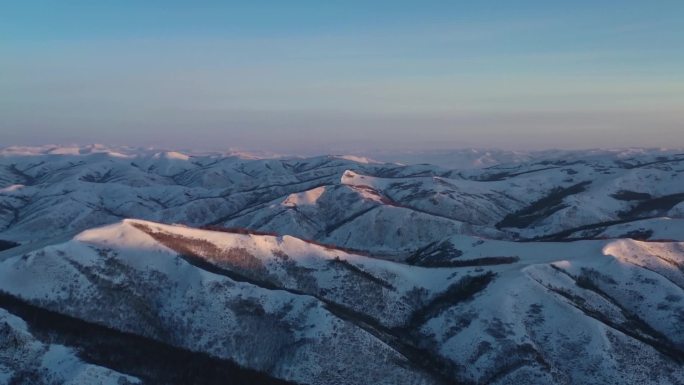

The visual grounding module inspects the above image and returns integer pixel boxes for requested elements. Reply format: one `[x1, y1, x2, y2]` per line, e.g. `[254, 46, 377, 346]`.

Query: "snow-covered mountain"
[0, 308, 140, 385]
[0, 145, 683, 384]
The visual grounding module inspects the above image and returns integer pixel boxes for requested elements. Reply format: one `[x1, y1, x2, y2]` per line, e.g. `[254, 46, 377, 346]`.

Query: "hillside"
[0, 146, 683, 384]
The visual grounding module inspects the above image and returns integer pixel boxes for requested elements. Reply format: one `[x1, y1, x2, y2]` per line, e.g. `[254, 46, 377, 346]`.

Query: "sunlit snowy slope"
[0, 146, 683, 384]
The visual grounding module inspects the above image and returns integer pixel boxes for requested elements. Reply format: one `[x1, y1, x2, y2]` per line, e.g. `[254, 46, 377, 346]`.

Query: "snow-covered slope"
[2, 146, 682, 251]
[0, 309, 140, 385]
[0, 220, 445, 385]
[1, 219, 683, 384]
[1, 145, 684, 384]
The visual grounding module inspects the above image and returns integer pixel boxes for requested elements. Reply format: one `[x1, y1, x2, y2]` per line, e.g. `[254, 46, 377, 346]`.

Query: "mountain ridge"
[1, 146, 683, 384]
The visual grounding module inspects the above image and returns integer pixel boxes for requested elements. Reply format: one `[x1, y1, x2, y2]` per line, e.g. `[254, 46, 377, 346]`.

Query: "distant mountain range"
[0, 145, 683, 384]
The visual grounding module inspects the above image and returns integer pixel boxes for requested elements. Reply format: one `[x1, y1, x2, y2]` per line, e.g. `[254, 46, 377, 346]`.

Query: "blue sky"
[2, 1, 683, 152]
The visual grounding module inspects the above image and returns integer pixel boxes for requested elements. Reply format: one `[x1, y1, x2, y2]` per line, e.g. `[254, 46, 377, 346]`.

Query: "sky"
[1, 1, 683, 154]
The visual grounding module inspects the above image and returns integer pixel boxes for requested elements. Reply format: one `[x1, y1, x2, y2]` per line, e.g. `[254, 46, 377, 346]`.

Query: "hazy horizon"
[2, 1, 683, 152]
[2, 142, 683, 160]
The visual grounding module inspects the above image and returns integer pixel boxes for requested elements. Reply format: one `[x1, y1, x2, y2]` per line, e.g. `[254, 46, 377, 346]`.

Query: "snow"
[154, 151, 190, 161]
[0, 145, 683, 384]
[0, 184, 24, 193]
[0, 144, 134, 158]
[2, 217, 684, 384]
[282, 186, 326, 207]
[2, 145, 682, 247]
[0, 219, 435, 385]
[334, 155, 378, 164]
[0, 309, 141, 384]
[365, 148, 535, 169]
[75, 219, 174, 253]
